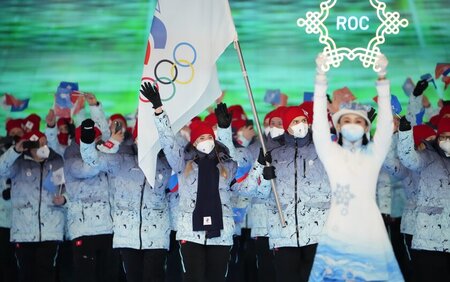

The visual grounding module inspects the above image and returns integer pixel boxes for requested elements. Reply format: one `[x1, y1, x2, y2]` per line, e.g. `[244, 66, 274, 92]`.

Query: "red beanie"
[204, 113, 218, 127]
[133, 119, 138, 140]
[231, 119, 247, 132]
[6, 119, 23, 135]
[57, 118, 72, 128]
[439, 105, 450, 118]
[268, 106, 287, 124]
[228, 105, 247, 121]
[190, 121, 214, 144]
[109, 114, 127, 128]
[281, 106, 311, 131]
[24, 114, 41, 131]
[413, 124, 436, 146]
[75, 125, 102, 145]
[299, 101, 314, 124]
[429, 114, 440, 127]
[437, 117, 450, 136]
[21, 130, 45, 142]
[191, 116, 201, 123]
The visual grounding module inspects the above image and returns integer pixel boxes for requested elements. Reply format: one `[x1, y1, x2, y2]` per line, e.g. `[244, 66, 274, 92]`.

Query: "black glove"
[413, 79, 428, 97]
[215, 103, 232, 128]
[262, 166, 276, 180]
[2, 188, 11, 201]
[367, 107, 377, 123]
[80, 119, 96, 144]
[257, 148, 272, 165]
[399, 116, 411, 132]
[140, 82, 162, 109]
[67, 122, 76, 139]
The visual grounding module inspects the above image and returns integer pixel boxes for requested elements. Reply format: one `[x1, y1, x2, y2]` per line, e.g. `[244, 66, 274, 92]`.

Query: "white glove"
[315, 52, 329, 75]
[374, 53, 388, 77]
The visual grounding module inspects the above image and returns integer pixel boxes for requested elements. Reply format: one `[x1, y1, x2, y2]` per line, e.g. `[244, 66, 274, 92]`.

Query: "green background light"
[0, 0, 449, 135]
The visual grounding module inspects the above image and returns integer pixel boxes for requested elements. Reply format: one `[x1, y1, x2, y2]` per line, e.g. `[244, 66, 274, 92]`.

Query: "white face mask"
[290, 123, 309, 139]
[340, 124, 365, 142]
[36, 145, 50, 159]
[439, 140, 450, 157]
[196, 140, 215, 154]
[236, 132, 251, 147]
[270, 127, 285, 138]
[264, 127, 270, 137]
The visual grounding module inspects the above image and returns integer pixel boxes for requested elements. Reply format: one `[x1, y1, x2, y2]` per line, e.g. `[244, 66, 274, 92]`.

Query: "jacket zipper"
[38, 162, 44, 242]
[294, 142, 300, 247]
[139, 178, 146, 250]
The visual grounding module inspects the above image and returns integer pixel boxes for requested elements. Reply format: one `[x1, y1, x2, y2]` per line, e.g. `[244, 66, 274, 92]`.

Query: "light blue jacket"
[239, 133, 331, 249]
[80, 141, 172, 250]
[397, 129, 450, 252]
[0, 177, 11, 228]
[154, 112, 237, 246]
[63, 142, 113, 240]
[0, 147, 65, 242]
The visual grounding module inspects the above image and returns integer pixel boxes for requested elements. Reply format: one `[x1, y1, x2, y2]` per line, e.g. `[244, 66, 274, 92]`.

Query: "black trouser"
[383, 215, 410, 280]
[413, 248, 450, 282]
[273, 244, 317, 282]
[402, 233, 416, 282]
[120, 248, 167, 282]
[165, 231, 182, 282]
[72, 234, 115, 282]
[179, 241, 231, 282]
[15, 240, 59, 282]
[0, 228, 17, 282]
[55, 239, 74, 282]
[226, 229, 257, 282]
[254, 236, 276, 282]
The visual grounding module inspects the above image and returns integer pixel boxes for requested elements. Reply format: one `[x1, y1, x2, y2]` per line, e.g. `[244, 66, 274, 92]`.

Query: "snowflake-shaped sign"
[297, 0, 408, 72]
[333, 183, 355, 215]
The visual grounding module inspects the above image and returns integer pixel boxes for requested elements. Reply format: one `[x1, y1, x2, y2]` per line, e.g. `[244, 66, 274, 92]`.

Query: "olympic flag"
[138, 0, 237, 186]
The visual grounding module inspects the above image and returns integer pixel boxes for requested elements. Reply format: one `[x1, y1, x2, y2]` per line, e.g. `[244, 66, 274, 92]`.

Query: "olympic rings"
[157, 76, 176, 102]
[170, 59, 195, 85]
[154, 59, 178, 85]
[173, 42, 197, 67]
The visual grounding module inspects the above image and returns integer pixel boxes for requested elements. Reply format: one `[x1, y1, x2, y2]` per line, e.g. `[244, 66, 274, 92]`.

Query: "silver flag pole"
[233, 39, 286, 227]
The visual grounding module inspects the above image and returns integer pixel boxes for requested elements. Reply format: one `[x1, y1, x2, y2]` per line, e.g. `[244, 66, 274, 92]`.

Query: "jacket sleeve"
[371, 79, 394, 165]
[217, 126, 253, 167]
[406, 95, 423, 126]
[154, 112, 186, 173]
[90, 103, 111, 140]
[45, 126, 66, 157]
[397, 129, 428, 171]
[0, 147, 21, 178]
[312, 75, 334, 167]
[66, 153, 102, 179]
[232, 161, 271, 198]
[382, 138, 410, 180]
[79, 141, 120, 174]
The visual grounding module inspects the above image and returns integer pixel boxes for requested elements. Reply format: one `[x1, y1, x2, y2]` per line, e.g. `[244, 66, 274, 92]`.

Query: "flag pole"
[233, 40, 286, 227]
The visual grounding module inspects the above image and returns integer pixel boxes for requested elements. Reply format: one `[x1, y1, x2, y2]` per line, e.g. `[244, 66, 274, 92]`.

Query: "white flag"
[138, 0, 237, 186]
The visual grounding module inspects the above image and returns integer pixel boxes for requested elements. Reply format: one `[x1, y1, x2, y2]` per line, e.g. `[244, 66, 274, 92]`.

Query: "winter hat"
[21, 130, 45, 142]
[413, 124, 436, 146]
[437, 117, 450, 136]
[6, 119, 23, 135]
[109, 114, 127, 128]
[190, 121, 215, 144]
[132, 119, 138, 140]
[23, 114, 41, 132]
[57, 117, 72, 128]
[282, 106, 311, 131]
[429, 114, 440, 127]
[228, 105, 247, 121]
[75, 125, 102, 145]
[299, 101, 314, 124]
[268, 106, 287, 124]
[204, 113, 218, 127]
[439, 105, 450, 118]
[231, 119, 247, 132]
[191, 116, 201, 123]
[332, 102, 371, 130]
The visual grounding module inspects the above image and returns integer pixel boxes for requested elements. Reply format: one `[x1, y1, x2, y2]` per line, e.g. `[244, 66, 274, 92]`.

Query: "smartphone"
[22, 140, 40, 149]
[114, 121, 123, 134]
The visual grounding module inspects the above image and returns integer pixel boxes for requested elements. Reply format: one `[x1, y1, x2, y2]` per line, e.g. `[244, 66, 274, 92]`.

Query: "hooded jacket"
[63, 142, 113, 240]
[80, 141, 171, 249]
[0, 147, 65, 242]
[397, 130, 450, 252]
[154, 112, 237, 246]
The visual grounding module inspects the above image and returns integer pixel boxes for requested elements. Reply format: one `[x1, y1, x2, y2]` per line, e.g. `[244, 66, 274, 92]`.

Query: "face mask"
[264, 127, 270, 137]
[36, 145, 50, 159]
[290, 123, 309, 139]
[270, 127, 285, 139]
[195, 140, 215, 154]
[340, 124, 365, 142]
[439, 140, 450, 157]
[57, 133, 69, 146]
[236, 132, 251, 147]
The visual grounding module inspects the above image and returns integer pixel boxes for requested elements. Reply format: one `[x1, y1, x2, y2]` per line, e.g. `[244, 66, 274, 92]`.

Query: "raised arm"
[397, 128, 428, 171]
[86, 93, 111, 140]
[0, 146, 21, 178]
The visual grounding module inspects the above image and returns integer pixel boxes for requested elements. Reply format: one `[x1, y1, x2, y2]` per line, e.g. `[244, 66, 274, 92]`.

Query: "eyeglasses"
[438, 135, 450, 141]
